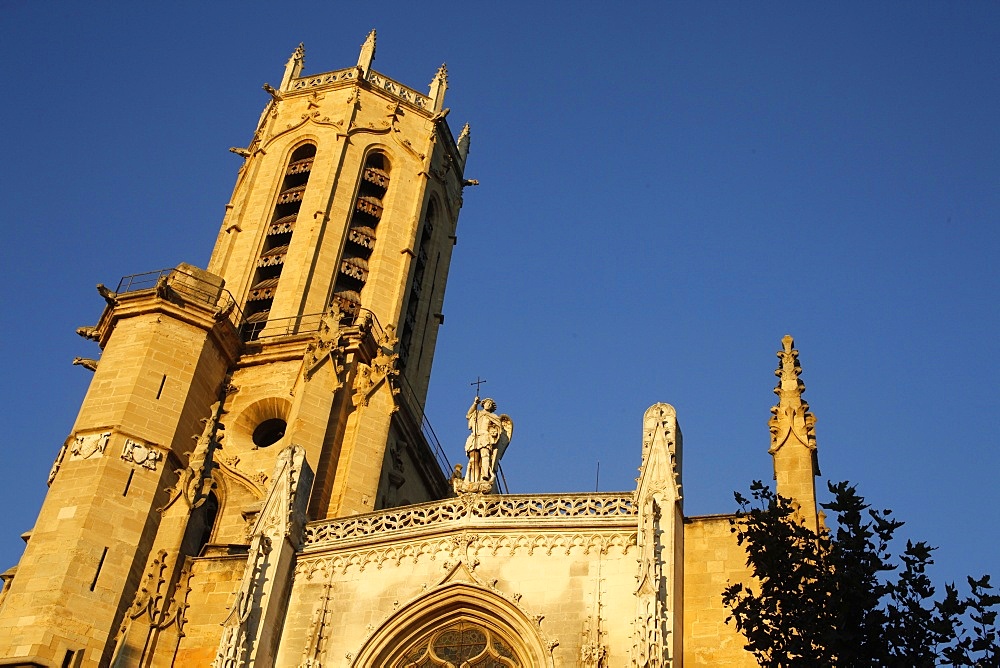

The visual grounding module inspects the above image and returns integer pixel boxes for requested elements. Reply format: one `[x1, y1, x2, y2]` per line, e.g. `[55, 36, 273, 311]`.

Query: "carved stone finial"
[434, 63, 449, 85]
[768, 335, 818, 458]
[357, 29, 377, 73]
[280, 43, 306, 92]
[429, 63, 448, 113]
[457, 122, 471, 165]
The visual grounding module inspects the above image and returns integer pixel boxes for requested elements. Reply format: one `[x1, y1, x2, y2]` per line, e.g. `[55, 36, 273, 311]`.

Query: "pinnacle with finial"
[768, 334, 817, 455]
[358, 29, 377, 71]
[774, 334, 805, 405]
[457, 122, 472, 163]
[292, 42, 305, 61]
[435, 63, 449, 85]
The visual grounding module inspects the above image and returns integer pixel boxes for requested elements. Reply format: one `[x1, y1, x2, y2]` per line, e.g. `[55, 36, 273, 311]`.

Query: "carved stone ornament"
[160, 402, 225, 512]
[455, 397, 513, 494]
[121, 439, 163, 471]
[352, 329, 400, 408]
[304, 308, 345, 382]
[768, 334, 818, 458]
[69, 432, 110, 461]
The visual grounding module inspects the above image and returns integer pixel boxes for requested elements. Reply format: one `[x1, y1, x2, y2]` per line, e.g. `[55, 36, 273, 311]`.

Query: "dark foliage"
[722, 481, 998, 667]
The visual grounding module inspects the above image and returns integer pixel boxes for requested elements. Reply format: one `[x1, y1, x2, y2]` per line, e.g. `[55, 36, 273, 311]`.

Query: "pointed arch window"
[399, 198, 437, 367]
[243, 142, 316, 340]
[396, 621, 520, 667]
[351, 582, 548, 668]
[331, 151, 390, 319]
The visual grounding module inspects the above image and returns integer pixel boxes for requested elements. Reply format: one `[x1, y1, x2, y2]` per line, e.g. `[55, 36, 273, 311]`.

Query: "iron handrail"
[114, 267, 243, 327]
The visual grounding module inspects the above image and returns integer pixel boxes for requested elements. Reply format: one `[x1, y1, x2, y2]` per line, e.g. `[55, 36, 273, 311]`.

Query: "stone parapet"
[303, 492, 637, 550]
[288, 67, 433, 112]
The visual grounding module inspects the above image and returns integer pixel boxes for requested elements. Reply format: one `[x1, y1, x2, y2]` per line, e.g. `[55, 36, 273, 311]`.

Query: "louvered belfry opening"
[331, 152, 390, 319]
[243, 143, 316, 340]
[399, 200, 435, 367]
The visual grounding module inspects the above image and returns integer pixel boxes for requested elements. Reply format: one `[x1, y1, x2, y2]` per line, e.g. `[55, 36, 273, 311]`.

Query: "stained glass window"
[395, 620, 520, 667]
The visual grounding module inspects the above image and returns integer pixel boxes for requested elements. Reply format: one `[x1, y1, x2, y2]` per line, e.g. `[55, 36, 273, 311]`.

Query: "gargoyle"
[96, 283, 117, 306]
[72, 357, 98, 371]
[76, 326, 100, 341]
[263, 83, 282, 102]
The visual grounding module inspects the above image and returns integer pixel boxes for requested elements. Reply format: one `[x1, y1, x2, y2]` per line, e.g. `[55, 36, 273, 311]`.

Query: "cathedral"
[0, 33, 821, 667]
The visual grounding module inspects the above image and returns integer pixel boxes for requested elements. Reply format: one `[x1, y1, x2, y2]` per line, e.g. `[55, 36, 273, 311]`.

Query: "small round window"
[252, 418, 287, 448]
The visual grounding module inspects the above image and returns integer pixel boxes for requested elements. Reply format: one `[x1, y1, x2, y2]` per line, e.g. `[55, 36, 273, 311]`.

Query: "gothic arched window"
[396, 620, 521, 668]
[243, 142, 317, 340]
[331, 150, 391, 319]
[399, 197, 437, 367]
[351, 582, 548, 668]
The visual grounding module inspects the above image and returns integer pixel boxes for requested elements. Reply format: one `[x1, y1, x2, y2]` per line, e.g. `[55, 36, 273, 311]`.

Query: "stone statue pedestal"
[453, 478, 494, 495]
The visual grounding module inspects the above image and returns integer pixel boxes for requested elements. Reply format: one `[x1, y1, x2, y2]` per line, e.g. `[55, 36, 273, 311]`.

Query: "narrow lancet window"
[399, 199, 436, 367]
[331, 151, 390, 319]
[243, 143, 316, 340]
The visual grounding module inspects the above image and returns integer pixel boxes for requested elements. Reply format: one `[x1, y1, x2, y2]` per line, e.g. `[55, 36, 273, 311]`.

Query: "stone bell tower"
[0, 32, 471, 666]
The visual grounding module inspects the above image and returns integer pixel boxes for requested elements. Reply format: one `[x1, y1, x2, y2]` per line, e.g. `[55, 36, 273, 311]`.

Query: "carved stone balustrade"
[303, 493, 637, 551]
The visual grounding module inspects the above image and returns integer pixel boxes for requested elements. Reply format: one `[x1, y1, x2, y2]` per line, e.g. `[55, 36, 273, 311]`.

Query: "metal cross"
[470, 377, 487, 395]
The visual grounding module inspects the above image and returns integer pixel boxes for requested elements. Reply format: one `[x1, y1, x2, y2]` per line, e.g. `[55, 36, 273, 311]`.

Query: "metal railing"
[397, 372, 452, 476]
[238, 307, 388, 343]
[239, 310, 326, 342]
[115, 267, 243, 327]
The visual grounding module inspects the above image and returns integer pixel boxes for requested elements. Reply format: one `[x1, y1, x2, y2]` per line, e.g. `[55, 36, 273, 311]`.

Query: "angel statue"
[462, 396, 513, 492]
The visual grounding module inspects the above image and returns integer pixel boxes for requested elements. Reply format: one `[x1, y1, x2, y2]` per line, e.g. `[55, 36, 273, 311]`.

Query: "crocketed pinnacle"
[457, 122, 471, 162]
[768, 335, 818, 457]
[357, 29, 377, 71]
[434, 63, 449, 85]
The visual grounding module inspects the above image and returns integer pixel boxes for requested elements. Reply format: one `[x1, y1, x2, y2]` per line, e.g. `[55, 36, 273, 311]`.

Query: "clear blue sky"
[1, 2, 997, 596]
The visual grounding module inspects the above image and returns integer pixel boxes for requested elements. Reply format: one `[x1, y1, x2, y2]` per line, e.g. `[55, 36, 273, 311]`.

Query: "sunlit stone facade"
[0, 34, 818, 667]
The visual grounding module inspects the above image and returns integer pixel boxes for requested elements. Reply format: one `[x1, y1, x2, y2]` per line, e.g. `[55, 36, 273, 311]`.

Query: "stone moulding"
[302, 493, 637, 549]
[295, 531, 637, 580]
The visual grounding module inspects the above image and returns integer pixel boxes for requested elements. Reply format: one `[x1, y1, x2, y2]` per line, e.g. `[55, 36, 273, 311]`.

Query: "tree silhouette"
[723, 481, 999, 667]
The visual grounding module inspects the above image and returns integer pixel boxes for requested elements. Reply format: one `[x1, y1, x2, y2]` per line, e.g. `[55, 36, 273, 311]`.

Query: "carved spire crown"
[768, 335, 818, 466]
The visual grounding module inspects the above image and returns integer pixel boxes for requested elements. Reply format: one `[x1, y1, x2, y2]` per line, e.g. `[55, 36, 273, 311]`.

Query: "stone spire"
[357, 29, 376, 74]
[457, 122, 471, 165]
[429, 63, 448, 112]
[768, 335, 820, 530]
[280, 43, 306, 91]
